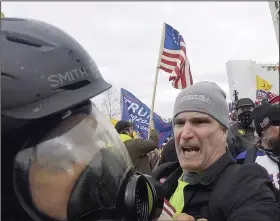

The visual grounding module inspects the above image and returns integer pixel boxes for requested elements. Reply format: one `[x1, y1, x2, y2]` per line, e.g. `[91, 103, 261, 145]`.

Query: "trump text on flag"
[121, 88, 172, 146]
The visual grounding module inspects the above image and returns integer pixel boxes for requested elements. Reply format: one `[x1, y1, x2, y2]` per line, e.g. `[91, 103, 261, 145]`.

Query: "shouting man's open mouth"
[181, 146, 201, 157]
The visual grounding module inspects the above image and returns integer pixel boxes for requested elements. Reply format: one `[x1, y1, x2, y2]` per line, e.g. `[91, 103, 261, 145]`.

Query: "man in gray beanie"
[153, 81, 280, 221]
[173, 81, 229, 129]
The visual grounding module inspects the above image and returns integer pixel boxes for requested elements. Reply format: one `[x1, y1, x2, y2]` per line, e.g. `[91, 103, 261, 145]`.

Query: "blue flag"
[121, 88, 172, 147]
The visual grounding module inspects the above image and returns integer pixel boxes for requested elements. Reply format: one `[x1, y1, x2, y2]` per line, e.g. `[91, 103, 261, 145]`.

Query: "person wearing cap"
[236, 103, 280, 198]
[153, 81, 280, 221]
[115, 120, 159, 175]
[227, 98, 256, 157]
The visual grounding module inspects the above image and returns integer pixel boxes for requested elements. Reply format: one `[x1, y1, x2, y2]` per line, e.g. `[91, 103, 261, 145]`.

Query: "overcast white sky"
[2, 2, 279, 118]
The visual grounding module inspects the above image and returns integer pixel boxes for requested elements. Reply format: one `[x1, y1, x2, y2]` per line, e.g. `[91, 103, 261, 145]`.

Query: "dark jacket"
[159, 138, 178, 165]
[121, 129, 159, 175]
[152, 151, 280, 221]
[228, 121, 255, 157]
[236, 146, 280, 201]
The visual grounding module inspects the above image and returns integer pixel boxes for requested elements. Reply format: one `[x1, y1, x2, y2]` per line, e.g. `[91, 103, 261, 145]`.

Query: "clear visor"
[13, 104, 133, 221]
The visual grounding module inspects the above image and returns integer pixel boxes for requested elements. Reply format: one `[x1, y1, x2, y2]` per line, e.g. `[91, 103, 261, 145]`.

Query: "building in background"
[226, 60, 279, 102]
[226, 3, 279, 105]
[268, 1, 279, 45]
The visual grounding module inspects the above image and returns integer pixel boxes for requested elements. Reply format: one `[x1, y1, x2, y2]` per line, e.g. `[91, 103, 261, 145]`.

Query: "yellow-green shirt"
[169, 174, 189, 218]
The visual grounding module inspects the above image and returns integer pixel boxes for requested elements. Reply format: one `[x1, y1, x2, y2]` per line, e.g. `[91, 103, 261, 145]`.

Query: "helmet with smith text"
[1, 16, 111, 220]
[1, 17, 164, 221]
[1, 17, 111, 125]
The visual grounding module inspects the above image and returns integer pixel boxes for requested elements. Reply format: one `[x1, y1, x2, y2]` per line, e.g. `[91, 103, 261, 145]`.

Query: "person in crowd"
[152, 81, 280, 220]
[147, 147, 161, 171]
[236, 103, 280, 200]
[131, 128, 161, 170]
[2, 17, 168, 221]
[227, 98, 256, 157]
[115, 120, 159, 174]
[159, 137, 178, 165]
[229, 110, 237, 126]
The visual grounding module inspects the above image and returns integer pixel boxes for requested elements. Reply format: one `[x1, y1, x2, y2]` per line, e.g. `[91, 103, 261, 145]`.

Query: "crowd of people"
[113, 82, 280, 220]
[2, 17, 280, 221]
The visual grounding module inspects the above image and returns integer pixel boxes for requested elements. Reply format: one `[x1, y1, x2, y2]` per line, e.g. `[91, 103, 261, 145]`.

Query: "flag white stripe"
[159, 61, 183, 76]
[163, 48, 186, 58]
[163, 202, 176, 216]
[161, 55, 178, 62]
[159, 62, 176, 71]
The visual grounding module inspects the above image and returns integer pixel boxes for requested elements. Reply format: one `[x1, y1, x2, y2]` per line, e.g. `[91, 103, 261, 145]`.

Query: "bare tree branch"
[99, 87, 121, 119]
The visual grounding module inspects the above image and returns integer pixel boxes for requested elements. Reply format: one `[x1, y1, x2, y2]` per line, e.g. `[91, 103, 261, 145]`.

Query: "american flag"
[158, 23, 193, 89]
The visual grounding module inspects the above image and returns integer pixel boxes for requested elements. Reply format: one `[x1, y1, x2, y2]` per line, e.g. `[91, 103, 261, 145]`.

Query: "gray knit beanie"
[173, 81, 229, 129]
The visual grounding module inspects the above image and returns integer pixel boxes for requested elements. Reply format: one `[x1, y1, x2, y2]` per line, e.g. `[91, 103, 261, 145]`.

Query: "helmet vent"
[57, 80, 91, 90]
[6, 36, 42, 48]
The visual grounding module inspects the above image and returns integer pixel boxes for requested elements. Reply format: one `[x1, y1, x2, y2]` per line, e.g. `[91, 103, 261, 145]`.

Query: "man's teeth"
[182, 149, 200, 157]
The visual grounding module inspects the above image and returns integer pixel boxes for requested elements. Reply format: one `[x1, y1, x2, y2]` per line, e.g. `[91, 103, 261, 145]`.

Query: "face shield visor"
[13, 103, 163, 221]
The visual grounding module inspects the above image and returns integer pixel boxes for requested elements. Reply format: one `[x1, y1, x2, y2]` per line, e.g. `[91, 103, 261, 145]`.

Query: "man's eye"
[174, 120, 185, 126]
[193, 119, 209, 124]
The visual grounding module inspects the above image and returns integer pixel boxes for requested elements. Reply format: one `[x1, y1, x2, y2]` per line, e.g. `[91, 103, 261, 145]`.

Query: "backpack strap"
[243, 147, 257, 164]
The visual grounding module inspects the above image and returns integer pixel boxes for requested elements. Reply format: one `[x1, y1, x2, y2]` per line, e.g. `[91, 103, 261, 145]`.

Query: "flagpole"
[148, 23, 166, 137]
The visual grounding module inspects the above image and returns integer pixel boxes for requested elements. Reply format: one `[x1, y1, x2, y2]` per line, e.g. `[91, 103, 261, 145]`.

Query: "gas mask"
[13, 102, 163, 221]
[238, 111, 253, 128]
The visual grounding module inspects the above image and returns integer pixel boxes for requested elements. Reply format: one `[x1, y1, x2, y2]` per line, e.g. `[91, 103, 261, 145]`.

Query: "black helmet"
[235, 98, 254, 110]
[1, 17, 110, 220]
[1, 18, 163, 221]
[1, 17, 111, 122]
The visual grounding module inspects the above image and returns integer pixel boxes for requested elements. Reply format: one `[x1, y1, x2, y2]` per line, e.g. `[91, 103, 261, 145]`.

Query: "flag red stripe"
[159, 65, 173, 73]
[169, 76, 176, 81]
[164, 198, 176, 213]
[162, 51, 179, 58]
[162, 52, 185, 64]
[174, 65, 180, 75]
[163, 206, 173, 218]
[181, 64, 187, 88]
[160, 58, 177, 66]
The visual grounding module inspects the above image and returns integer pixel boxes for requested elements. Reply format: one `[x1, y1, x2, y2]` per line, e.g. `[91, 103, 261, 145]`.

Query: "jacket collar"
[119, 133, 132, 142]
[196, 151, 236, 185]
[162, 151, 236, 197]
